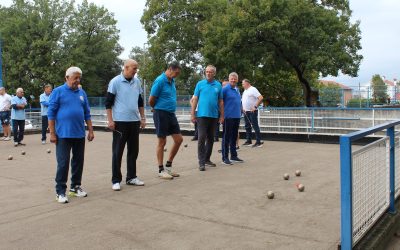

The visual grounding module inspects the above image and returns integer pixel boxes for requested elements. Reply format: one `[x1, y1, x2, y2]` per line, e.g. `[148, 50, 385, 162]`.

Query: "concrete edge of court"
[352, 198, 400, 250]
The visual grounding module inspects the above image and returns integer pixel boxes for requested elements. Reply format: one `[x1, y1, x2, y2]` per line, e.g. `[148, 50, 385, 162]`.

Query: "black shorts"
[153, 109, 181, 138]
[0, 111, 11, 125]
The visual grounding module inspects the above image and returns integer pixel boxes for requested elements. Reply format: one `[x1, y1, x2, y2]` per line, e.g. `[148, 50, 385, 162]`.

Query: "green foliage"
[371, 74, 388, 103]
[0, 0, 122, 99]
[316, 83, 342, 107]
[347, 98, 371, 108]
[141, 0, 362, 106]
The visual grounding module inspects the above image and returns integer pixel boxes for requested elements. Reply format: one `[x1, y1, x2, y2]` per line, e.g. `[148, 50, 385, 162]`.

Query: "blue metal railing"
[340, 120, 400, 249]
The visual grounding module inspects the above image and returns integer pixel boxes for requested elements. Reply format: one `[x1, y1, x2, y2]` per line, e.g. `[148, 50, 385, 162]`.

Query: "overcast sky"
[1, 0, 399, 86]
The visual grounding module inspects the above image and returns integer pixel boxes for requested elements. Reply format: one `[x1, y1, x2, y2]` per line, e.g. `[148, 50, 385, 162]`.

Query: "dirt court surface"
[0, 132, 343, 249]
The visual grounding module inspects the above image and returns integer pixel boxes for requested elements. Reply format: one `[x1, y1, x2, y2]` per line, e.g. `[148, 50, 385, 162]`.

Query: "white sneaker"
[14, 142, 18, 147]
[158, 170, 173, 180]
[112, 183, 121, 191]
[56, 194, 69, 203]
[68, 186, 88, 197]
[126, 177, 144, 186]
[0, 137, 5, 140]
[42, 140, 46, 145]
[4, 137, 10, 141]
[165, 167, 180, 177]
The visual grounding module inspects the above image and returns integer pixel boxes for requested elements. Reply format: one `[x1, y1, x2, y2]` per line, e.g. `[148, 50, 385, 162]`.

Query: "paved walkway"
[0, 132, 342, 249]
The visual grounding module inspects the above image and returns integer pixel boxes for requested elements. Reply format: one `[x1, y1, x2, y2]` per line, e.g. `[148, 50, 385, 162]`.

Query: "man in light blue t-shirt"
[39, 84, 52, 144]
[191, 65, 224, 171]
[11, 88, 27, 146]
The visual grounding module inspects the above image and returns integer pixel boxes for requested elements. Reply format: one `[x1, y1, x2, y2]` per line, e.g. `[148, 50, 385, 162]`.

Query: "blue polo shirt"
[108, 74, 142, 121]
[194, 79, 223, 118]
[47, 83, 91, 138]
[223, 84, 241, 119]
[40, 92, 50, 116]
[11, 96, 27, 120]
[150, 72, 176, 113]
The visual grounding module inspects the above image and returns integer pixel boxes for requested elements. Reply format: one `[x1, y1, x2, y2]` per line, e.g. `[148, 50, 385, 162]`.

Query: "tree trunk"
[293, 66, 312, 107]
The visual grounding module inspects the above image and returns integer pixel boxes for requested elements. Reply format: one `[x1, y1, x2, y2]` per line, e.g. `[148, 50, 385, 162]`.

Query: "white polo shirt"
[242, 86, 261, 111]
[0, 93, 12, 112]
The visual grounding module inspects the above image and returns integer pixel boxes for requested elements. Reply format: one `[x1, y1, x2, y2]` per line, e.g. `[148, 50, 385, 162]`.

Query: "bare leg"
[168, 134, 183, 162]
[157, 137, 167, 166]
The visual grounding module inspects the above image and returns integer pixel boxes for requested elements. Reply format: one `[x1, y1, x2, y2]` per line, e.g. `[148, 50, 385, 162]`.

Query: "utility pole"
[0, 33, 3, 88]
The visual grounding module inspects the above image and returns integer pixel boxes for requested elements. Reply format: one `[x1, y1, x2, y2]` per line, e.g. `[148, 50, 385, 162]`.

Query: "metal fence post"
[387, 127, 396, 214]
[340, 136, 353, 250]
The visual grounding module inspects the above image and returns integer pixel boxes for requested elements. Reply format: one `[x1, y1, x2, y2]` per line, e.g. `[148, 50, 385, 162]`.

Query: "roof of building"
[318, 80, 352, 90]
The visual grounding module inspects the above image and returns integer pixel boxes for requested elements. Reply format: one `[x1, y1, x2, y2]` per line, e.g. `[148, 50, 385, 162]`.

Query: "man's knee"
[158, 138, 167, 147]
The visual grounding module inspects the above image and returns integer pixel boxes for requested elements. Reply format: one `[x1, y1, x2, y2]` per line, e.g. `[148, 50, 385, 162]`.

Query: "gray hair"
[205, 65, 216, 73]
[65, 66, 82, 77]
[44, 84, 52, 89]
[0, 87, 4, 91]
[242, 79, 251, 85]
[229, 72, 238, 79]
[16, 88, 24, 93]
[124, 59, 138, 67]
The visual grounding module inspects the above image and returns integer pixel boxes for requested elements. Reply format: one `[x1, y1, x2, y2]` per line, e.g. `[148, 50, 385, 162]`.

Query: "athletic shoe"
[14, 142, 18, 147]
[166, 167, 180, 177]
[126, 177, 145, 186]
[236, 146, 240, 151]
[218, 149, 222, 153]
[231, 157, 244, 163]
[4, 137, 10, 141]
[112, 183, 121, 191]
[243, 141, 252, 146]
[56, 194, 68, 203]
[159, 170, 174, 180]
[222, 159, 233, 165]
[42, 140, 46, 145]
[252, 142, 264, 148]
[199, 165, 206, 171]
[191, 137, 198, 141]
[205, 161, 216, 167]
[0, 137, 5, 141]
[68, 186, 88, 197]
[18, 142, 26, 146]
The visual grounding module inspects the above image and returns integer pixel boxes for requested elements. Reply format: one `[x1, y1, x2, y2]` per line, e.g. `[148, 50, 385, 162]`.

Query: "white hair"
[206, 65, 216, 73]
[229, 72, 238, 78]
[65, 66, 82, 77]
[16, 88, 24, 93]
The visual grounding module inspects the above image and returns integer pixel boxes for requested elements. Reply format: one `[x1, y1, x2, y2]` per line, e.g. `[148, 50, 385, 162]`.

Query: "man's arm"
[86, 119, 94, 141]
[218, 99, 224, 124]
[148, 96, 156, 108]
[191, 96, 198, 123]
[255, 95, 264, 108]
[49, 119, 57, 144]
[105, 92, 116, 130]
[138, 94, 146, 129]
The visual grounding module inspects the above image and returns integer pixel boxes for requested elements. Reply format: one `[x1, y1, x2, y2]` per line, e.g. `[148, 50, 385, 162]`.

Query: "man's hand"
[191, 114, 197, 124]
[140, 119, 146, 129]
[219, 117, 224, 124]
[50, 132, 57, 144]
[107, 120, 115, 130]
[87, 131, 94, 141]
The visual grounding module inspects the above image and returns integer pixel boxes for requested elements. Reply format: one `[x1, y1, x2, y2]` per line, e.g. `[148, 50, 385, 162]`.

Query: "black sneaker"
[218, 149, 222, 153]
[205, 161, 216, 167]
[252, 141, 264, 148]
[231, 157, 244, 163]
[222, 159, 233, 165]
[191, 137, 198, 141]
[199, 165, 206, 171]
[243, 141, 252, 146]
[236, 146, 240, 151]
[18, 142, 26, 146]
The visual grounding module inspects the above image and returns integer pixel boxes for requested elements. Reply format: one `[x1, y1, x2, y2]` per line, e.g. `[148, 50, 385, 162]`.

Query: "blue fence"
[340, 120, 400, 249]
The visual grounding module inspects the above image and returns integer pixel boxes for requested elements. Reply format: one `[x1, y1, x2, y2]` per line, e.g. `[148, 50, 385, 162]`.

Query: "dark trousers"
[215, 122, 220, 140]
[41, 115, 48, 141]
[12, 119, 25, 143]
[222, 118, 240, 160]
[193, 121, 198, 139]
[55, 138, 85, 195]
[197, 117, 218, 166]
[244, 111, 261, 143]
[112, 121, 140, 184]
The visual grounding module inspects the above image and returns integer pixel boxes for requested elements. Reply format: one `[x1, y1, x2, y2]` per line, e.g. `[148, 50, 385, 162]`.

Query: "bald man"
[106, 59, 146, 191]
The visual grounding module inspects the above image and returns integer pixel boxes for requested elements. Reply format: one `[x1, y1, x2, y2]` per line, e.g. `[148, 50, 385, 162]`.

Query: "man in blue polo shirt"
[40, 84, 52, 144]
[105, 59, 146, 191]
[11, 88, 27, 147]
[221, 72, 244, 165]
[191, 65, 224, 171]
[149, 62, 183, 180]
[48, 66, 94, 204]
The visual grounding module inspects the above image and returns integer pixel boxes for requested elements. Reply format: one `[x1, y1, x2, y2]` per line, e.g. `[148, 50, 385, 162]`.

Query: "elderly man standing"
[0, 87, 12, 141]
[11, 88, 27, 146]
[40, 84, 52, 144]
[106, 59, 146, 191]
[149, 62, 183, 179]
[242, 79, 264, 148]
[48, 66, 94, 204]
[191, 65, 224, 171]
[221, 72, 243, 165]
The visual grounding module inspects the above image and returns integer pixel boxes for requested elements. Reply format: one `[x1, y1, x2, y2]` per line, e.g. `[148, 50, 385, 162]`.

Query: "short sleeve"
[194, 82, 200, 97]
[252, 87, 261, 98]
[150, 78, 162, 97]
[219, 85, 223, 100]
[107, 79, 117, 94]
[11, 97, 16, 105]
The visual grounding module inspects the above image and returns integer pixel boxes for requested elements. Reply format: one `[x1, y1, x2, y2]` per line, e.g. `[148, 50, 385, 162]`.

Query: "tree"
[202, 0, 362, 106]
[371, 74, 387, 103]
[0, 0, 122, 99]
[316, 83, 342, 107]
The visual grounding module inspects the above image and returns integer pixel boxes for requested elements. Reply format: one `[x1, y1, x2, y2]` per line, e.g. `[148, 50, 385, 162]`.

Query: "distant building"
[318, 80, 353, 106]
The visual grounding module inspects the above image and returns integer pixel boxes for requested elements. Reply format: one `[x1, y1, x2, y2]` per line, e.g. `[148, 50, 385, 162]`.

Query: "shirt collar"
[64, 82, 80, 92]
[163, 72, 173, 84]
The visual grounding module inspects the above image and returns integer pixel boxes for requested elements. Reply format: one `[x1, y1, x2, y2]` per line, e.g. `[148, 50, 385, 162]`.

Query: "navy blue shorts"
[0, 111, 11, 125]
[153, 109, 181, 138]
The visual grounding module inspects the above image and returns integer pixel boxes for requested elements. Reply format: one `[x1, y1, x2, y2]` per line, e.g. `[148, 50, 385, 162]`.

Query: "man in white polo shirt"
[0, 87, 12, 141]
[241, 79, 264, 148]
